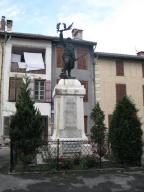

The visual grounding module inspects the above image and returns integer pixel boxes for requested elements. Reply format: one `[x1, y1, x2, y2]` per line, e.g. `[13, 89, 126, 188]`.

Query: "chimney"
[72, 29, 83, 40]
[137, 51, 144, 57]
[0, 16, 6, 31]
[7, 20, 13, 32]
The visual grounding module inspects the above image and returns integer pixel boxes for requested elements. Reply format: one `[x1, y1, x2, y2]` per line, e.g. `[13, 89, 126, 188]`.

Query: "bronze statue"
[57, 23, 76, 78]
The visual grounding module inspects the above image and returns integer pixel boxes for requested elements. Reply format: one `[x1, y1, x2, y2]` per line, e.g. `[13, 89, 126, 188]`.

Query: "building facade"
[94, 52, 144, 140]
[0, 32, 52, 144]
[0, 25, 96, 144]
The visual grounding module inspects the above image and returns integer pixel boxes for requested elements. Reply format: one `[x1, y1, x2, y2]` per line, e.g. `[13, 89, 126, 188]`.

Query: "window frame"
[116, 60, 124, 76]
[9, 77, 22, 102]
[34, 80, 45, 101]
[77, 48, 88, 70]
[116, 83, 126, 103]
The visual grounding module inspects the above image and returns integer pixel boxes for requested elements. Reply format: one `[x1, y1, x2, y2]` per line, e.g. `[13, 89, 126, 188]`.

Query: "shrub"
[79, 155, 98, 169]
[109, 96, 143, 166]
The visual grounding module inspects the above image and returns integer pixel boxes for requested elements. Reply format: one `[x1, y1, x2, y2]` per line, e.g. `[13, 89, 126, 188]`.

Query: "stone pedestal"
[51, 79, 88, 141]
[51, 79, 91, 157]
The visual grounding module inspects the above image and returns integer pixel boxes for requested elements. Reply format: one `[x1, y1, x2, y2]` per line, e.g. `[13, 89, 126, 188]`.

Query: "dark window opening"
[11, 46, 46, 74]
[116, 60, 124, 76]
[116, 83, 126, 103]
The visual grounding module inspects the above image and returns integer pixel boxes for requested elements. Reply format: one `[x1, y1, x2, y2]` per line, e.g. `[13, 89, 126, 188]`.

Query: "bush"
[79, 155, 98, 169]
[90, 103, 106, 157]
[10, 77, 43, 169]
[109, 96, 143, 166]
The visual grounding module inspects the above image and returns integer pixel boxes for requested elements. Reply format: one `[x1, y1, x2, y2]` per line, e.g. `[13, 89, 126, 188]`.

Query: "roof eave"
[94, 52, 144, 62]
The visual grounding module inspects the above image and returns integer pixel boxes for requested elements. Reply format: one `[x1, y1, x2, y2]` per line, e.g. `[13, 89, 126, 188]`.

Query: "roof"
[0, 31, 96, 46]
[94, 52, 144, 62]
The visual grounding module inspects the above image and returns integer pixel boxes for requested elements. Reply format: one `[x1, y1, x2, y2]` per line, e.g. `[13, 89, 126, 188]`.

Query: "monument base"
[50, 79, 92, 157]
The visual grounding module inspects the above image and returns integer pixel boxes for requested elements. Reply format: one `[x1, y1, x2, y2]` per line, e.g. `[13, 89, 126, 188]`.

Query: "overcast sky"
[1, 0, 144, 55]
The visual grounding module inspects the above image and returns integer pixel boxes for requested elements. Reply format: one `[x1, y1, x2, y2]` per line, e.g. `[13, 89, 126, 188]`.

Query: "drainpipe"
[0, 36, 5, 143]
[92, 45, 97, 106]
[94, 53, 99, 105]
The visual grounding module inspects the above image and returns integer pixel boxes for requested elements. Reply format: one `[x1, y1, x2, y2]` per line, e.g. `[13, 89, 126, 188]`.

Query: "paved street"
[0, 147, 144, 192]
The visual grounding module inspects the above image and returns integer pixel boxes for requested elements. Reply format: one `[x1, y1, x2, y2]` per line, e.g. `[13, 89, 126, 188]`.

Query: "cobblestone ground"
[0, 147, 144, 192]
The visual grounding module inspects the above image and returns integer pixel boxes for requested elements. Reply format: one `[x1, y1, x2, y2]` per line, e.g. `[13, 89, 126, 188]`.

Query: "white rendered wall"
[0, 38, 52, 137]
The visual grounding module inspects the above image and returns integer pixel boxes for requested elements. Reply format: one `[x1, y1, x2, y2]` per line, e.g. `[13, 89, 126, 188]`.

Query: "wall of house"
[95, 57, 144, 140]
[0, 38, 52, 139]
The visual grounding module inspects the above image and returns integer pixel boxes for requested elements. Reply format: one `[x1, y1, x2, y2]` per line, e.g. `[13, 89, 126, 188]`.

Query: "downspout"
[92, 45, 97, 105]
[0, 35, 5, 140]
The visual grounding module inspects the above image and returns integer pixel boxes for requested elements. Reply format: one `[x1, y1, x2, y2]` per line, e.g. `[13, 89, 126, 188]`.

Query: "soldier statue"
[57, 23, 76, 78]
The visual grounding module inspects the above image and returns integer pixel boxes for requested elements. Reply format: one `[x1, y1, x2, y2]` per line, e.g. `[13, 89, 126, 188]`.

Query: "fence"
[10, 139, 118, 172]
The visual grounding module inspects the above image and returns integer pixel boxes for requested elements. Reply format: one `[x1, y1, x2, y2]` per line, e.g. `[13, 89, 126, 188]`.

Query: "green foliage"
[109, 96, 142, 166]
[59, 158, 74, 169]
[10, 77, 43, 166]
[90, 102, 106, 154]
[79, 155, 98, 169]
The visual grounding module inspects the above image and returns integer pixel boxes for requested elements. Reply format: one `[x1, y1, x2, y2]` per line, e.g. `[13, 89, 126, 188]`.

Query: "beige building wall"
[95, 57, 144, 139]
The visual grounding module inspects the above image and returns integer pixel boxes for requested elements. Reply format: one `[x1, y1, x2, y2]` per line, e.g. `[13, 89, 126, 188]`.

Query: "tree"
[10, 77, 43, 166]
[90, 102, 106, 156]
[109, 96, 142, 166]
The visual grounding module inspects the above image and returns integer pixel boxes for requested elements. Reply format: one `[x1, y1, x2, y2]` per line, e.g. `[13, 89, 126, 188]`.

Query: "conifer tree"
[90, 102, 106, 156]
[109, 96, 142, 166]
[10, 77, 42, 165]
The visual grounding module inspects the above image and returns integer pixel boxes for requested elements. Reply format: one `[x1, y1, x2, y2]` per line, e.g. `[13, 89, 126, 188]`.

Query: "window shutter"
[16, 78, 22, 100]
[77, 48, 88, 70]
[84, 115, 88, 134]
[45, 80, 51, 102]
[81, 80, 88, 102]
[29, 79, 35, 100]
[116, 84, 126, 102]
[56, 47, 64, 68]
[142, 63, 144, 77]
[116, 60, 124, 76]
[9, 78, 16, 101]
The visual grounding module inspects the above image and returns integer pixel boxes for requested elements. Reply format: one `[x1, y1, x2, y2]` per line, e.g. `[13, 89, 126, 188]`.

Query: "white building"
[0, 31, 52, 144]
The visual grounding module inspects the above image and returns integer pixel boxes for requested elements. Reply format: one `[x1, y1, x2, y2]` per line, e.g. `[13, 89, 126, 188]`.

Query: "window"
[11, 47, 46, 74]
[4, 117, 10, 136]
[34, 80, 51, 102]
[9, 77, 22, 101]
[142, 63, 144, 77]
[77, 48, 88, 70]
[35, 80, 45, 100]
[80, 80, 88, 102]
[56, 47, 64, 68]
[116, 60, 124, 76]
[84, 115, 88, 134]
[116, 84, 126, 103]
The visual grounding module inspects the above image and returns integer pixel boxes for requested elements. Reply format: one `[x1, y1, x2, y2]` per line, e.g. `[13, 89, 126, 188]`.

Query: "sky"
[1, 0, 144, 55]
